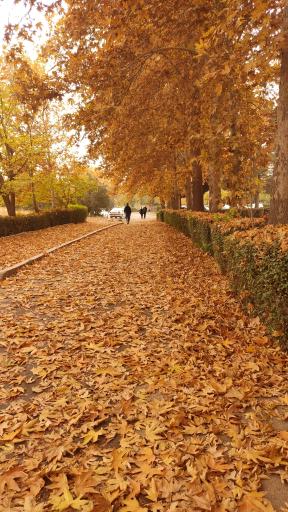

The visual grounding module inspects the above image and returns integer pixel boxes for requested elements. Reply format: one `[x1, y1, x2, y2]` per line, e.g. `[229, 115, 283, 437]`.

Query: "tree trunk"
[31, 182, 39, 213]
[254, 190, 260, 209]
[191, 161, 204, 211]
[29, 169, 40, 214]
[50, 188, 56, 209]
[269, 5, 288, 224]
[209, 166, 221, 212]
[10, 192, 16, 216]
[230, 156, 241, 207]
[168, 159, 180, 209]
[185, 174, 193, 209]
[229, 119, 242, 207]
[167, 192, 180, 209]
[2, 192, 16, 216]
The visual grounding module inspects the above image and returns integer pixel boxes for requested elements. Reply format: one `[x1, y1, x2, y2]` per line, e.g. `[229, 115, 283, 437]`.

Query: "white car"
[100, 209, 109, 218]
[109, 207, 125, 219]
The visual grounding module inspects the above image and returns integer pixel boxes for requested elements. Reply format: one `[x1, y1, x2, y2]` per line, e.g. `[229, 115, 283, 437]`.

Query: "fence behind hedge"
[0, 205, 88, 237]
[158, 210, 288, 347]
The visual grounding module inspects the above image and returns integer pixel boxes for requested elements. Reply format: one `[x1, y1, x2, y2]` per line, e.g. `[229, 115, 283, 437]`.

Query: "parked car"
[99, 209, 109, 218]
[109, 207, 125, 219]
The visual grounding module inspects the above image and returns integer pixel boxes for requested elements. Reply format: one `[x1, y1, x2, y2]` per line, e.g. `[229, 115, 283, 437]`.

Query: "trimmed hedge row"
[0, 205, 88, 237]
[237, 207, 269, 218]
[158, 210, 288, 347]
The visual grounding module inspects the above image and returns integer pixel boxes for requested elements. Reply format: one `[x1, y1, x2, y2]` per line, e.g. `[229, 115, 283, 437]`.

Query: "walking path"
[0, 217, 115, 270]
[0, 221, 288, 511]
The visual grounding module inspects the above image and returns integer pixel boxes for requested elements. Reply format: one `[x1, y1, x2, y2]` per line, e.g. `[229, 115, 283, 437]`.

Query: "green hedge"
[158, 210, 288, 347]
[0, 205, 88, 237]
[222, 236, 288, 341]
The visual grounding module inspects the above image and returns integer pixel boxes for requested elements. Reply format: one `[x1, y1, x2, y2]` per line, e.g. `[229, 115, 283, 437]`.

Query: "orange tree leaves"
[6, 0, 285, 208]
[30, 0, 281, 205]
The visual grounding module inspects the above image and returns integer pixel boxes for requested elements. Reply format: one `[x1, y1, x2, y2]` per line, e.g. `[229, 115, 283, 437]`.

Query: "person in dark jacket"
[139, 207, 144, 219]
[142, 206, 147, 219]
[124, 203, 132, 224]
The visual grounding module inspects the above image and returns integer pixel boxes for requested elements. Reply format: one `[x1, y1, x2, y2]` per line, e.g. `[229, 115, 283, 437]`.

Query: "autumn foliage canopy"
[3, 0, 288, 222]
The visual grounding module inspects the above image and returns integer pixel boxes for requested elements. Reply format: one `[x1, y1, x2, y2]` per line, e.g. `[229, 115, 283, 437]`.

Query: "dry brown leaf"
[239, 494, 275, 511]
[90, 493, 111, 512]
[0, 469, 28, 494]
[278, 431, 288, 441]
[119, 498, 148, 512]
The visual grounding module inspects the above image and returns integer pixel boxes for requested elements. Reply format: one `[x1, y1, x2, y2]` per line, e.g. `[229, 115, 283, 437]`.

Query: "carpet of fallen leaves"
[0, 221, 288, 512]
[0, 217, 114, 270]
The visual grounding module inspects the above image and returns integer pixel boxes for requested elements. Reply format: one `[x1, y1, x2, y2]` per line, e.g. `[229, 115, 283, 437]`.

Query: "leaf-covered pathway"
[0, 221, 288, 512]
[0, 217, 113, 270]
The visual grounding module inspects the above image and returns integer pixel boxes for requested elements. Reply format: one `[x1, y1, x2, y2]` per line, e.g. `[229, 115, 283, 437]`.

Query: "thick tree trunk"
[167, 192, 180, 209]
[2, 192, 16, 216]
[0, 173, 15, 215]
[269, 6, 288, 224]
[191, 161, 204, 211]
[185, 174, 193, 209]
[209, 166, 221, 212]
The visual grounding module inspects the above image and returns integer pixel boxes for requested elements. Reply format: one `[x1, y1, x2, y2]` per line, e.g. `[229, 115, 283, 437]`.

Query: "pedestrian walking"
[124, 203, 132, 224]
[139, 207, 144, 219]
[142, 206, 147, 219]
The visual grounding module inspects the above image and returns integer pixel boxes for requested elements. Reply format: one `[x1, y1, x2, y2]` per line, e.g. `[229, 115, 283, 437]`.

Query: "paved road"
[129, 212, 156, 222]
[0, 221, 287, 511]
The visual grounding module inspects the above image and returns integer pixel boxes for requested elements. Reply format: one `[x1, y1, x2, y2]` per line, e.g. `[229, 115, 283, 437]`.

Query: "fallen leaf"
[119, 498, 148, 512]
[0, 469, 27, 494]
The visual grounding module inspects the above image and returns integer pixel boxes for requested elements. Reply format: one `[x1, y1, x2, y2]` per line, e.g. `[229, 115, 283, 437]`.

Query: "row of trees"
[32, 0, 284, 223]
[5, 0, 288, 223]
[0, 55, 111, 215]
